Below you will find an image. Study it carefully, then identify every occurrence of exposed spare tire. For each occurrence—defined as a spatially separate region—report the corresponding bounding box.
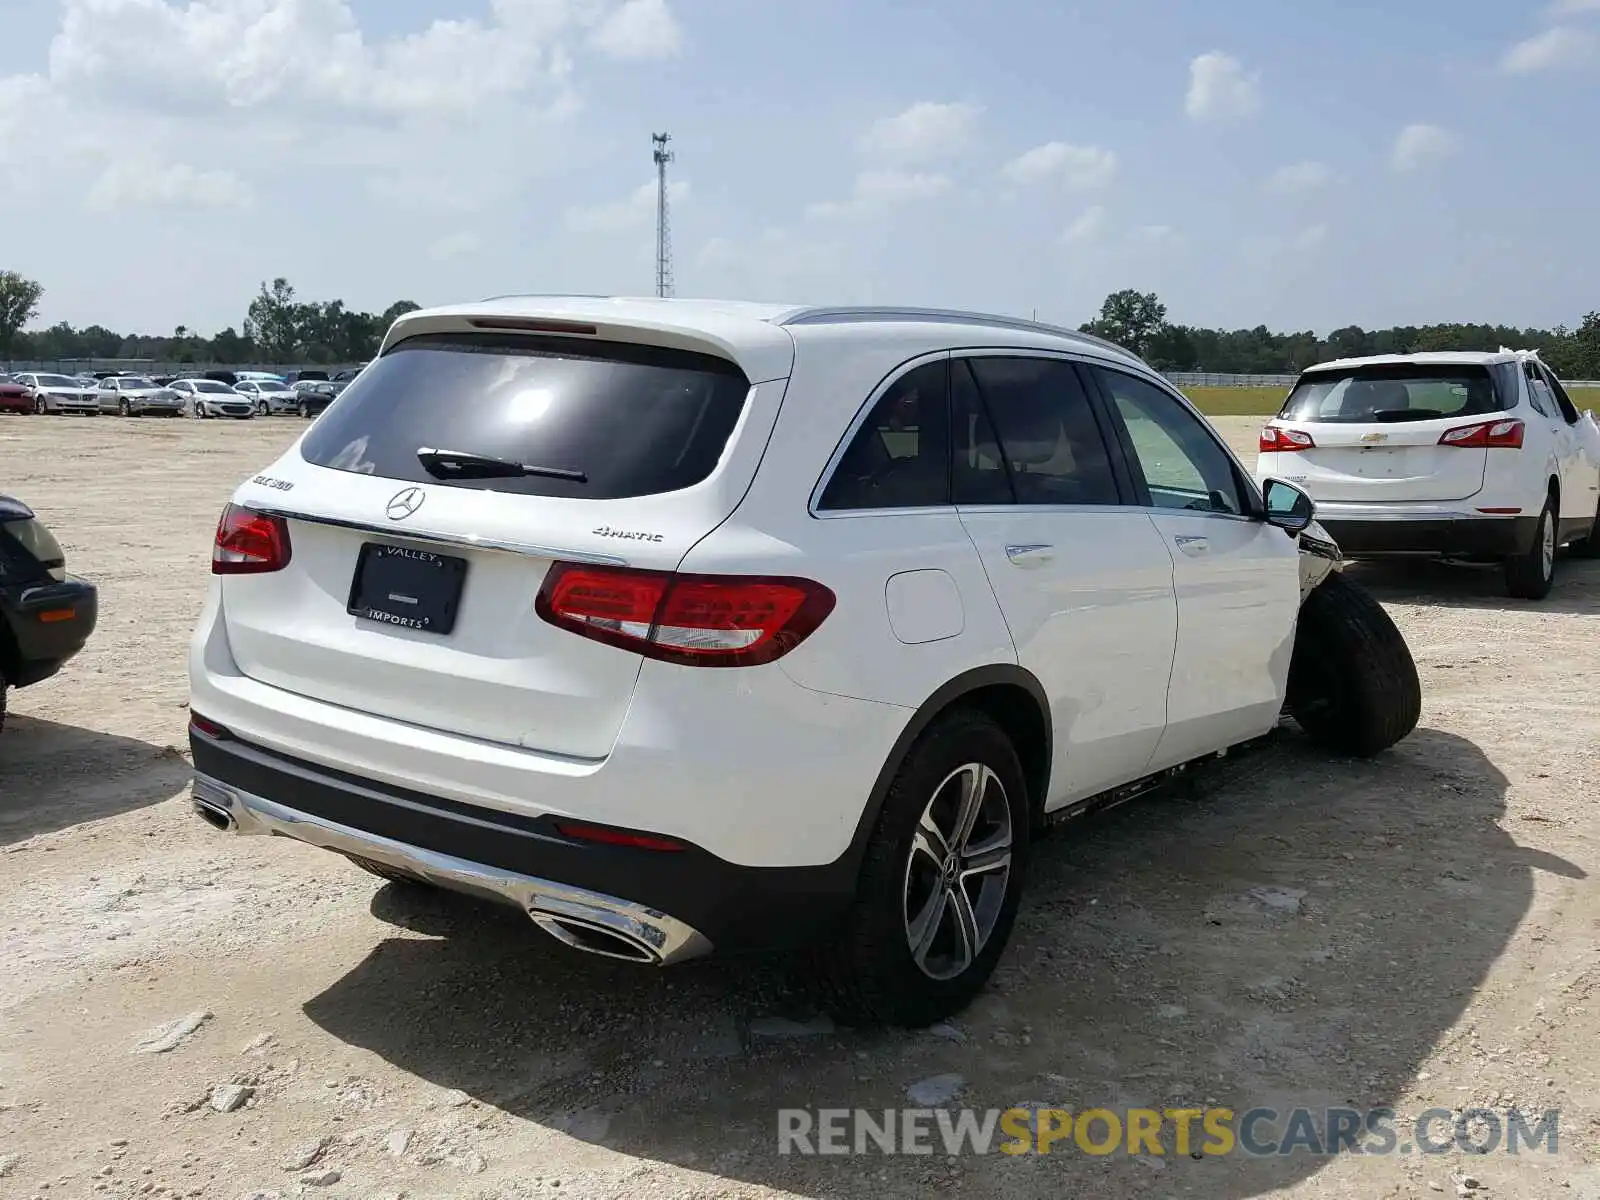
[1286,571,1421,757]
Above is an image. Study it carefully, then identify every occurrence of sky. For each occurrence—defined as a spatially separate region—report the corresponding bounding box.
[1,0,1597,339]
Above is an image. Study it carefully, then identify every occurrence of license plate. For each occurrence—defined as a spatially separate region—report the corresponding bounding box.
[347,543,467,634]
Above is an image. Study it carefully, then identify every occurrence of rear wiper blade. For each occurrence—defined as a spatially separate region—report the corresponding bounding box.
[416,447,588,483]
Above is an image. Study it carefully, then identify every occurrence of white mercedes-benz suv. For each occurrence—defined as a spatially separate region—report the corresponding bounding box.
[189,297,1420,1026]
[1257,350,1600,599]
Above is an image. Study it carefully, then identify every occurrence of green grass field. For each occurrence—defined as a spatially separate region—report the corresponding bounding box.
[1182,385,1600,419]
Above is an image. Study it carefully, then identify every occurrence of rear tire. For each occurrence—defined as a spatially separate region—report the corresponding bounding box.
[811,709,1030,1027]
[1504,498,1556,599]
[117,399,130,417]
[1569,493,1600,559]
[34,397,47,415]
[1288,571,1421,757]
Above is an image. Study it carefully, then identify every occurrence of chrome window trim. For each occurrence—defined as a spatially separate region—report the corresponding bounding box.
[807,350,953,517]
[252,507,629,567]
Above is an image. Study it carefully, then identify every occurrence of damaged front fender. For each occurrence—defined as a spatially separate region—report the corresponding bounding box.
[1297,518,1343,602]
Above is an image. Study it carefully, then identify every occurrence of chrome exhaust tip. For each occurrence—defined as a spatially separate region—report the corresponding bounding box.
[531,913,662,964]
[191,779,238,832]
[193,799,236,831]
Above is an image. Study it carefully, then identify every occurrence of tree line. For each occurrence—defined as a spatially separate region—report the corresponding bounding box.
[0,273,420,367]
[1081,289,1600,379]
[3,269,1598,378]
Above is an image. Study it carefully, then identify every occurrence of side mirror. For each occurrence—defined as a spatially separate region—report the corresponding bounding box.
[1262,477,1315,534]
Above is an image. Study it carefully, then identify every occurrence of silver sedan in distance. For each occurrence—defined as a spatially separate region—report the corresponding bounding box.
[232,379,299,416]
[172,379,255,419]
[12,373,100,415]
[97,375,185,417]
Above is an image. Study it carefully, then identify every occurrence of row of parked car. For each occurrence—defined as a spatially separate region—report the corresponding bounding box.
[0,368,362,419]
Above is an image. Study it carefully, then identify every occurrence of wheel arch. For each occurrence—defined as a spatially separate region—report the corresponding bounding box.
[838,665,1053,874]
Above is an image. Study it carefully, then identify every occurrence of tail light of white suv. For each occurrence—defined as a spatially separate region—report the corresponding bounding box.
[535,563,835,667]
[1259,426,1316,452]
[212,505,292,574]
[1437,418,1525,449]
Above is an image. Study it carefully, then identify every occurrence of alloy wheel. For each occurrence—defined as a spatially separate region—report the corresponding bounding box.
[901,762,1014,981]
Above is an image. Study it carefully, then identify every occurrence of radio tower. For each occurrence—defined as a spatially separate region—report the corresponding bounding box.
[652,132,675,298]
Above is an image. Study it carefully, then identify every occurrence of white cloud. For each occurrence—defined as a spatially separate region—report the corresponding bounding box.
[32,0,677,125]
[1546,0,1600,16]
[1185,52,1261,122]
[1292,224,1329,251]
[567,178,689,232]
[429,231,483,261]
[1000,142,1117,190]
[1134,224,1179,244]
[1061,206,1107,245]
[859,101,981,164]
[1392,122,1461,171]
[590,0,684,61]
[807,169,950,220]
[1267,160,1335,194]
[1500,25,1598,73]
[86,160,251,211]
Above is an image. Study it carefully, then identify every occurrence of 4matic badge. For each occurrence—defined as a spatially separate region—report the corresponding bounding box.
[592,525,665,543]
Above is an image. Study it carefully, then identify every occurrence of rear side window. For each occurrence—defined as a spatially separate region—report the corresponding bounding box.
[954,357,1120,507]
[300,333,752,500]
[818,360,951,511]
[1280,365,1507,424]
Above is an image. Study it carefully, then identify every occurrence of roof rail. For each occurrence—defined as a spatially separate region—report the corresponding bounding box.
[477,292,616,303]
[776,306,1144,361]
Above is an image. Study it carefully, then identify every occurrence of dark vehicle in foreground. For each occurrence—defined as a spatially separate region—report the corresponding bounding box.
[293,379,346,418]
[0,495,98,732]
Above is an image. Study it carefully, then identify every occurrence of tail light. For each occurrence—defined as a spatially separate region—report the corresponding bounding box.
[1260,426,1315,453]
[212,504,291,574]
[535,563,836,667]
[1438,419,1524,449]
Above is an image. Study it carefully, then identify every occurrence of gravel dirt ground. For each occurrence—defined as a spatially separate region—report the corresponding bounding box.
[2,411,1598,1200]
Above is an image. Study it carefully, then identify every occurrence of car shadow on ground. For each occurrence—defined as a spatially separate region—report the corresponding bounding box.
[303,727,1580,1200]
[1343,555,1600,615]
[0,715,192,845]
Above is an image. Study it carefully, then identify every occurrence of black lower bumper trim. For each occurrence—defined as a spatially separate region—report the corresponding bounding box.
[189,729,857,954]
[1319,516,1537,558]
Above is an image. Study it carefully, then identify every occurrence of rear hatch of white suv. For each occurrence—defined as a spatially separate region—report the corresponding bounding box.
[214,322,792,759]
[1260,362,1521,502]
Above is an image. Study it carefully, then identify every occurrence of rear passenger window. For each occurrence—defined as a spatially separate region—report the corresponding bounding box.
[1539,365,1580,424]
[1525,364,1557,419]
[818,360,951,511]
[955,357,1119,507]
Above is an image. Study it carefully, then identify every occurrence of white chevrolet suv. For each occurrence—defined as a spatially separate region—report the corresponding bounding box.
[1257,350,1600,599]
[189,297,1420,1026]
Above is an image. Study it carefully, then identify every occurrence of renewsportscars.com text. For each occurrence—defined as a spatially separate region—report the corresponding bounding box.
[777,1106,1560,1158]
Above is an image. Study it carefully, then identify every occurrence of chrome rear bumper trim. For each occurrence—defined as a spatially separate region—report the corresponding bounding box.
[190,773,712,965]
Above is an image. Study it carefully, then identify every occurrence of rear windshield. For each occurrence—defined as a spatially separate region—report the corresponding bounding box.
[299,332,752,500]
[1279,364,1508,424]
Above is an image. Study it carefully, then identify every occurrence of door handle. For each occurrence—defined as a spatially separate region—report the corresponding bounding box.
[1005,543,1054,565]
[1173,534,1209,556]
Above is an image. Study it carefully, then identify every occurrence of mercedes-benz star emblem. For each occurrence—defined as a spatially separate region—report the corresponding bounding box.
[386,487,426,521]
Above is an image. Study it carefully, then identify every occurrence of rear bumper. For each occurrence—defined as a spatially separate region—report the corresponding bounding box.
[188,729,858,955]
[1316,510,1537,557]
[0,576,99,686]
